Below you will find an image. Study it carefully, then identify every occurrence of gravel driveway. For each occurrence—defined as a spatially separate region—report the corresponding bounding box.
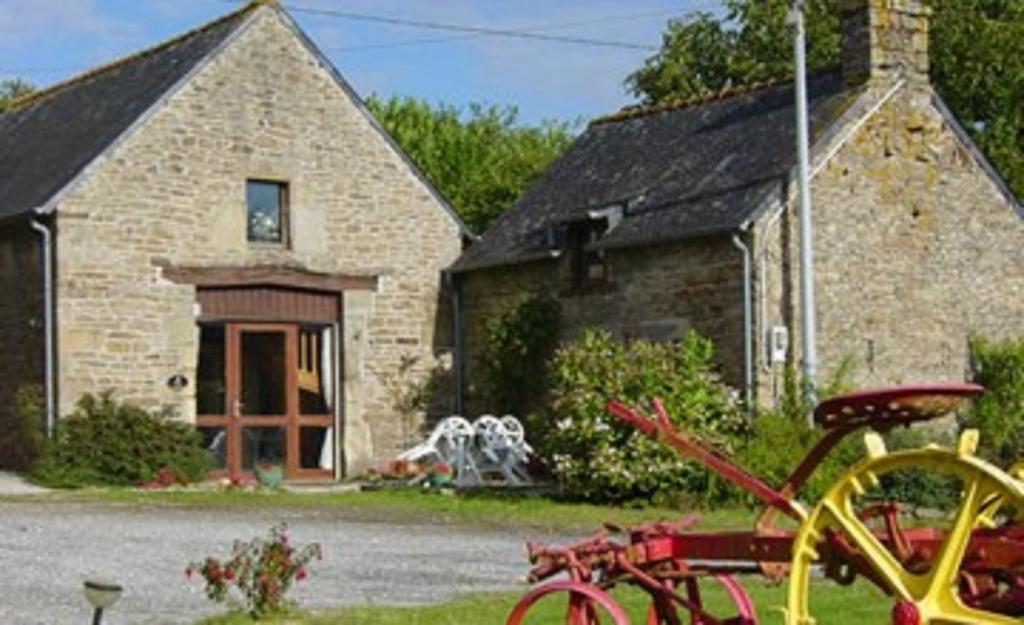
[0,500,552,625]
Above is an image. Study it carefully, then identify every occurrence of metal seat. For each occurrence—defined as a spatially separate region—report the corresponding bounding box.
[813,383,984,430]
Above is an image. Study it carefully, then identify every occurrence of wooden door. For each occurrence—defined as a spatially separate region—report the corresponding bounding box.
[197,322,334,481]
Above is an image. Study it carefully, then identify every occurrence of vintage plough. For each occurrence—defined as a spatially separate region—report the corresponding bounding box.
[509,384,1024,624]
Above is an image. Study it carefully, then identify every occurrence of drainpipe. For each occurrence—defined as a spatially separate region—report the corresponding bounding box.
[30,218,56,438]
[731,232,754,410]
[789,1,818,416]
[447,271,465,415]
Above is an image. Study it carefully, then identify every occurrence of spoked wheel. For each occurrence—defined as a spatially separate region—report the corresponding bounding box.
[645,572,758,625]
[507,580,631,625]
[787,431,1024,625]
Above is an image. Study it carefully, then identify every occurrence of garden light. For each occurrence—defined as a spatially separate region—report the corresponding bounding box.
[83,579,122,625]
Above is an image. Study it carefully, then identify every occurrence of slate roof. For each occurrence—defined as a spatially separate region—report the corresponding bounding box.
[0,3,258,220]
[452,73,856,273]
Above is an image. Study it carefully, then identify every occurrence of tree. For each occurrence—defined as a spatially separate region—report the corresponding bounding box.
[625,0,1024,200]
[0,78,34,113]
[365,96,576,233]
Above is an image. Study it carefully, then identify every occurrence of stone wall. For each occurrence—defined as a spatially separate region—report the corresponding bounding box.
[757,85,1024,403]
[841,0,931,86]
[0,221,44,412]
[460,236,746,413]
[50,7,463,473]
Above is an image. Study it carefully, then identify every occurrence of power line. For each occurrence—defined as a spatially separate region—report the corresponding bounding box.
[326,8,681,53]
[283,3,661,51]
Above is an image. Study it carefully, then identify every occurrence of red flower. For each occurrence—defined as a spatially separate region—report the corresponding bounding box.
[295,568,307,581]
[223,567,235,581]
[185,567,194,579]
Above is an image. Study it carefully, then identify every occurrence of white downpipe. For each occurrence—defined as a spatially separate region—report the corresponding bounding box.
[30,218,55,438]
[790,2,818,417]
[732,234,754,409]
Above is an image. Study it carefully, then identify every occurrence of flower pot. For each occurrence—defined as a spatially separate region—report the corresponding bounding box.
[255,464,283,488]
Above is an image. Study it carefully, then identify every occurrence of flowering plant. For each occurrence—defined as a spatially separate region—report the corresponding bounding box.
[186,523,322,617]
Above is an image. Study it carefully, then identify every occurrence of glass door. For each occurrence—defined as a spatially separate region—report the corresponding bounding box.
[196,322,334,480]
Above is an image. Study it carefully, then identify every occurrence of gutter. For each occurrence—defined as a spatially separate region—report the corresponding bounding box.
[29,216,56,438]
[446,271,465,415]
[731,230,754,409]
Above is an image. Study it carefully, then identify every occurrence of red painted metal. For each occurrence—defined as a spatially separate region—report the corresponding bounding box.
[505,580,631,625]
[891,601,920,625]
[607,399,802,520]
[513,385,1024,624]
[813,383,984,429]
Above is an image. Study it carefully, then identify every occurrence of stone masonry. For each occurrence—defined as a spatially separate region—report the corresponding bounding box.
[48,8,462,473]
[460,236,746,412]
[755,82,1024,403]
[842,0,931,86]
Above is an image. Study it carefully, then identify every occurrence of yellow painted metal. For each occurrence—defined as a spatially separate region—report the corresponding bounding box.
[787,430,1024,625]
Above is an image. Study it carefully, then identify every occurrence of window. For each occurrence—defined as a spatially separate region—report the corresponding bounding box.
[246,180,288,244]
[567,218,609,288]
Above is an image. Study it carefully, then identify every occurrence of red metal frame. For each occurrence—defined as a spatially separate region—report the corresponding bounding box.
[510,384,1024,624]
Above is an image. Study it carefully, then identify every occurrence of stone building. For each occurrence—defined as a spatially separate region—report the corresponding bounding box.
[451,0,1024,409]
[0,2,465,477]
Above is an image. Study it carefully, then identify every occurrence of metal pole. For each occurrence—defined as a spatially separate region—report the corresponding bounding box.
[91,607,104,625]
[731,234,754,410]
[790,1,818,417]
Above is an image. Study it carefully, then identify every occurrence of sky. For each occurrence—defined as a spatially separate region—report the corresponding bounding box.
[0,0,724,126]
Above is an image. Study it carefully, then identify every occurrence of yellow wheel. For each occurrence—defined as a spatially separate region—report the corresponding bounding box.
[787,430,1024,625]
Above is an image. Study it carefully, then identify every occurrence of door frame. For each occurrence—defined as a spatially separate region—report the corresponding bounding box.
[198,321,335,482]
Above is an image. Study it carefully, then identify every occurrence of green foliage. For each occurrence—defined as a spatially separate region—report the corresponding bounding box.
[542,329,746,505]
[188,523,322,618]
[626,1,839,105]
[32,391,209,487]
[0,78,33,113]
[931,0,1024,205]
[477,295,561,416]
[0,385,47,471]
[736,410,862,504]
[963,335,1024,466]
[871,426,959,511]
[625,1,1024,202]
[365,95,576,232]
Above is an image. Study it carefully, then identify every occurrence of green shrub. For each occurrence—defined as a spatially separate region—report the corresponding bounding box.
[736,410,863,505]
[962,335,1024,466]
[477,294,561,416]
[542,329,746,505]
[32,391,209,487]
[872,427,959,511]
[0,385,47,471]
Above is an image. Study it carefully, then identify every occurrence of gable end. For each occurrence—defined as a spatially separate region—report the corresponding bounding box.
[270,6,470,237]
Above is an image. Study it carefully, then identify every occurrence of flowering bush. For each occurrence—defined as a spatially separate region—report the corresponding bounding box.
[187,524,322,618]
[541,329,747,505]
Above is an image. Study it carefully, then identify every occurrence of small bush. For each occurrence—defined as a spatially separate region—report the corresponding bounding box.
[32,391,209,487]
[963,335,1024,466]
[476,294,561,416]
[187,523,322,618]
[0,385,47,471]
[873,427,960,511]
[736,361,860,504]
[542,329,746,506]
[736,411,863,505]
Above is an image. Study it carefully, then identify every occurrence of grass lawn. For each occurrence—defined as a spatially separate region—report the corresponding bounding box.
[198,579,890,624]
[3,486,756,533]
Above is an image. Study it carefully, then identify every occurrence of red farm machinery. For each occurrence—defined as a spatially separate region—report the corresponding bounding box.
[508,384,1024,625]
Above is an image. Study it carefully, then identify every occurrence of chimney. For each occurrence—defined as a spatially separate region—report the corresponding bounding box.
[841,0,931,86]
